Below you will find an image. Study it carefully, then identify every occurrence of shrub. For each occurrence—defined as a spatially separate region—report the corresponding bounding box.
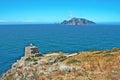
[67,59,81,64]
[25,57,37,62]
[25,57,31,61]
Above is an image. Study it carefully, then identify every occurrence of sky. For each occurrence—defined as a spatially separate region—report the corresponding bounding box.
[0,0,120,23]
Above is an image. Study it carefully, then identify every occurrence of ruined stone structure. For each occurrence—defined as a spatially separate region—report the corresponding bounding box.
[25,44,41,57]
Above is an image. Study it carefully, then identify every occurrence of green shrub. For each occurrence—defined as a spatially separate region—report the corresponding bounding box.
[67,59,81,64]
[25,57,37,61]
[25,57,31,61]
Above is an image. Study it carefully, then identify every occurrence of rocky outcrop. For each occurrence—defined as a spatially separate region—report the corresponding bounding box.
[1,52,72,80]
[61,17,96,25]
[1,48,120,80]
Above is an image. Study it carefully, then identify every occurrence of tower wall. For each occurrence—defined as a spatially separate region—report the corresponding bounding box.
[25,45,40,57]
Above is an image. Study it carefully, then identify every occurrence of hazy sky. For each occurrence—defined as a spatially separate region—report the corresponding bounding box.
[0,0,120,23]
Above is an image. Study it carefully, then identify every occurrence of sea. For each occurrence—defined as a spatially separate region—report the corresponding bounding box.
[0,24,120,76]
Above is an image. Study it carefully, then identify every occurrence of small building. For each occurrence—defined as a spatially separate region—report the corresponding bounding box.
[25,44,42,57]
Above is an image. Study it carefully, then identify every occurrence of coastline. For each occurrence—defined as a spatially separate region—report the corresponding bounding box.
[1,45,120,80]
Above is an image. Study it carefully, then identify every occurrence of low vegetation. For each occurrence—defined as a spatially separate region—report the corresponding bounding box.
[25,57,38,62]
[2,48,120,80]
[67,59,81,64]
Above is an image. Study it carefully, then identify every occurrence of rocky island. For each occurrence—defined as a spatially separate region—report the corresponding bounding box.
[61,17,96,25]
[1,44,120,80]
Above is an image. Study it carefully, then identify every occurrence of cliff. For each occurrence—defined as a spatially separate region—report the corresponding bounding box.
[61,17,96,25]
[1,48,120,80]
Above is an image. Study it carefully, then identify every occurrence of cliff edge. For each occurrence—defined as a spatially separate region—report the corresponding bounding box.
[1,45,120,80]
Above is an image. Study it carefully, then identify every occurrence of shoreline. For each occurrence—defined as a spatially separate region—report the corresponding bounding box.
[1,46,120,80]
[0,47,118,76]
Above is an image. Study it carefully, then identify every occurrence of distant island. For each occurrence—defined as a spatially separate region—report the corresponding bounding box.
[61,17,96,25]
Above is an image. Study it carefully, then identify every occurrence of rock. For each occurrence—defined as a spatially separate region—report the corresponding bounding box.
[47,67,57,73]
[1,47,120,80]
[59,64,74,71]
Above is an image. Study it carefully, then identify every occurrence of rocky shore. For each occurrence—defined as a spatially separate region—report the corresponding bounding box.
[1,45,120,80]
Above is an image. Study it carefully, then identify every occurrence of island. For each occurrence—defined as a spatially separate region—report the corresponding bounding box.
[1,44,120,80]
[61,17,96,25]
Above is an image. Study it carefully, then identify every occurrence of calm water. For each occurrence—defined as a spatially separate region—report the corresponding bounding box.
[0,24,120,75]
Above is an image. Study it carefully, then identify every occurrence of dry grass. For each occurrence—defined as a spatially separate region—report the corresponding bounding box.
[61,49,120,80]
[2,48,120,80]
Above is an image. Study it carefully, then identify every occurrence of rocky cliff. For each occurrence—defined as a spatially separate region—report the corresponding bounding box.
[61,17,96,25]
[1,48,120,80]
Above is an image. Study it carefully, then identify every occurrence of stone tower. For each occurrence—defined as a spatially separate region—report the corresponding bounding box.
[25,44,41,57]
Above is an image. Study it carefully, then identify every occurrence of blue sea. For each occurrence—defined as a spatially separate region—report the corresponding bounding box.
[0,24,120,75]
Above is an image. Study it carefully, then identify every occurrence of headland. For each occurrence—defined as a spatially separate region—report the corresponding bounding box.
[1,44,120,80]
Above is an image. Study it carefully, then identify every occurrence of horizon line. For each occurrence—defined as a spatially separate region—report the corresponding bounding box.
[0,23,120,25]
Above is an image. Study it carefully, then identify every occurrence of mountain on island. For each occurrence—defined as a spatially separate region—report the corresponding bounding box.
[61,17,96,25]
